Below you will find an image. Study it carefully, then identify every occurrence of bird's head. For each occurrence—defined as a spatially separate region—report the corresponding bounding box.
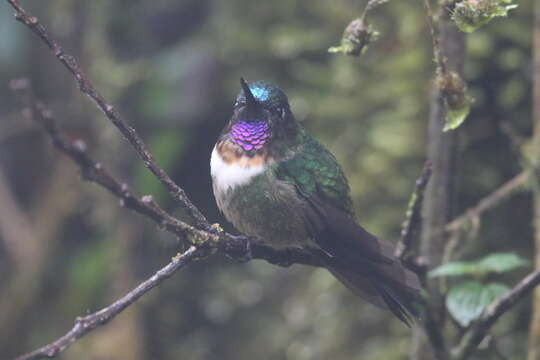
[226,79,297,152]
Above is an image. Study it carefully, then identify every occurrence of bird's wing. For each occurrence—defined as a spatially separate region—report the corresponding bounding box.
[274,132,395,265]
[276,132,353,216]
[275,132,422,325]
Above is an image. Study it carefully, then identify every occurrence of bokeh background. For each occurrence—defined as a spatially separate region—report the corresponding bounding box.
[0,1,534,359]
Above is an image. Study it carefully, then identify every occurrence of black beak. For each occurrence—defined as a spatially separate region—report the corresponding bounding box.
[240,77,258,111]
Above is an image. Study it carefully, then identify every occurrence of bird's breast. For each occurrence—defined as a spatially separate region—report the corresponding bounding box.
[210,140,274,194]
[210,140,310,247]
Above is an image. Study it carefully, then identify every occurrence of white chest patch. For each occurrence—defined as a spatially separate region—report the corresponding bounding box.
[210,147,266,193]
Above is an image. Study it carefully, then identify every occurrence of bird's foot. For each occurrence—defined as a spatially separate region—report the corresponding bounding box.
[224,234,254,263]
[235,238,253,263]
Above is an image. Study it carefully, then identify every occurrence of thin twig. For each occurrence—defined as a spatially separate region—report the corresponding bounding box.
[395,160,433,260]
[442,172,529,265]
[423,0,446,74]
[5,0,208,228]
[451,269,540,360]
[440,171,529,294]
[360,0,390,20]
[445,171,529,233]
[14,246,200,360]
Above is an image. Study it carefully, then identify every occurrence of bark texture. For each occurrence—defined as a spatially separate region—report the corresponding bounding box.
[411,9,465,360]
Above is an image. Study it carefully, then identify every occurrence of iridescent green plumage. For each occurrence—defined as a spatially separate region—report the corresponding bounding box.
[276,130,354,216]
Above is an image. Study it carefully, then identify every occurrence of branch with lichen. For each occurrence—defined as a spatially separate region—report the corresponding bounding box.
[395,160,433,263]
[328,0,391,56]
[14,246,200,360]
[451,0,518,34]
[5,0,208,228]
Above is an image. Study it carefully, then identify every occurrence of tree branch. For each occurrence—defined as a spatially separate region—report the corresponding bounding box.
[395,160,433,261]
[445,171,529,233]
[413,0,464,358]
[452,269,540,360]
[14,246,200,360]
[441,171,529,265]
[5,0,208,228]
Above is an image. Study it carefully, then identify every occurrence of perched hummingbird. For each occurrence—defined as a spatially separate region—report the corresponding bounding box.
[211,79,421,325]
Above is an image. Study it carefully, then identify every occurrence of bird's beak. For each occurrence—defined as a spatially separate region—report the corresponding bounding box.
[240,77,258,111]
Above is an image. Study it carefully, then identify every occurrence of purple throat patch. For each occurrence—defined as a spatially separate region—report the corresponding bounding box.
[230,121,270,151]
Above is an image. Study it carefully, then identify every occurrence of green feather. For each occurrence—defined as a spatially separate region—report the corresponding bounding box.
[275,130,354,216]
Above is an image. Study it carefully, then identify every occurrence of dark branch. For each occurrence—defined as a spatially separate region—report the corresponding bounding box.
[445,171,529,233]
[442,171,529,264]
[452,269,540,360]
[395,160,432,260]
[14,246,199,360]
[422,305,450,360]
[422,0,446,74]
[6,0,208,228]
[413,1,464,359]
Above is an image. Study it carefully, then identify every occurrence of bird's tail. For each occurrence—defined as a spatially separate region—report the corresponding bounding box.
[304,195,423,325]
[327,260,422,326]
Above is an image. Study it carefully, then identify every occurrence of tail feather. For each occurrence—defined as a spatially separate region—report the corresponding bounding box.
[326,261,422,327]
[303,194,423,325]
[327,267,388,309]
[373,282,417,327]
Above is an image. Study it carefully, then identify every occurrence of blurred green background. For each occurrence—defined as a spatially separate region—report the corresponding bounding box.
[0,1,534,359]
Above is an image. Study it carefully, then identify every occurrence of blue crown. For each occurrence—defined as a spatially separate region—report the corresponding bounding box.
[237,80,289,109]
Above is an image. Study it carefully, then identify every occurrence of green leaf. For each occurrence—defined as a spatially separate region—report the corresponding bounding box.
[328,18,378,57]
[452,0,518,33]
[446,281,509,326]
[429,252,529,278]
[443,96,472,132]
[476,252,530,273]
[428,262,478,278]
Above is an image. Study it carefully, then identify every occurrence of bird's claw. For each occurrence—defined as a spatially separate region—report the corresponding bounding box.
[224,235,254,263]
[235,239,253,263]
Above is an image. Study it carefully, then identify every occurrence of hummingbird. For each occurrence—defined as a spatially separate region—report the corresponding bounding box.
[210,79,421,325]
